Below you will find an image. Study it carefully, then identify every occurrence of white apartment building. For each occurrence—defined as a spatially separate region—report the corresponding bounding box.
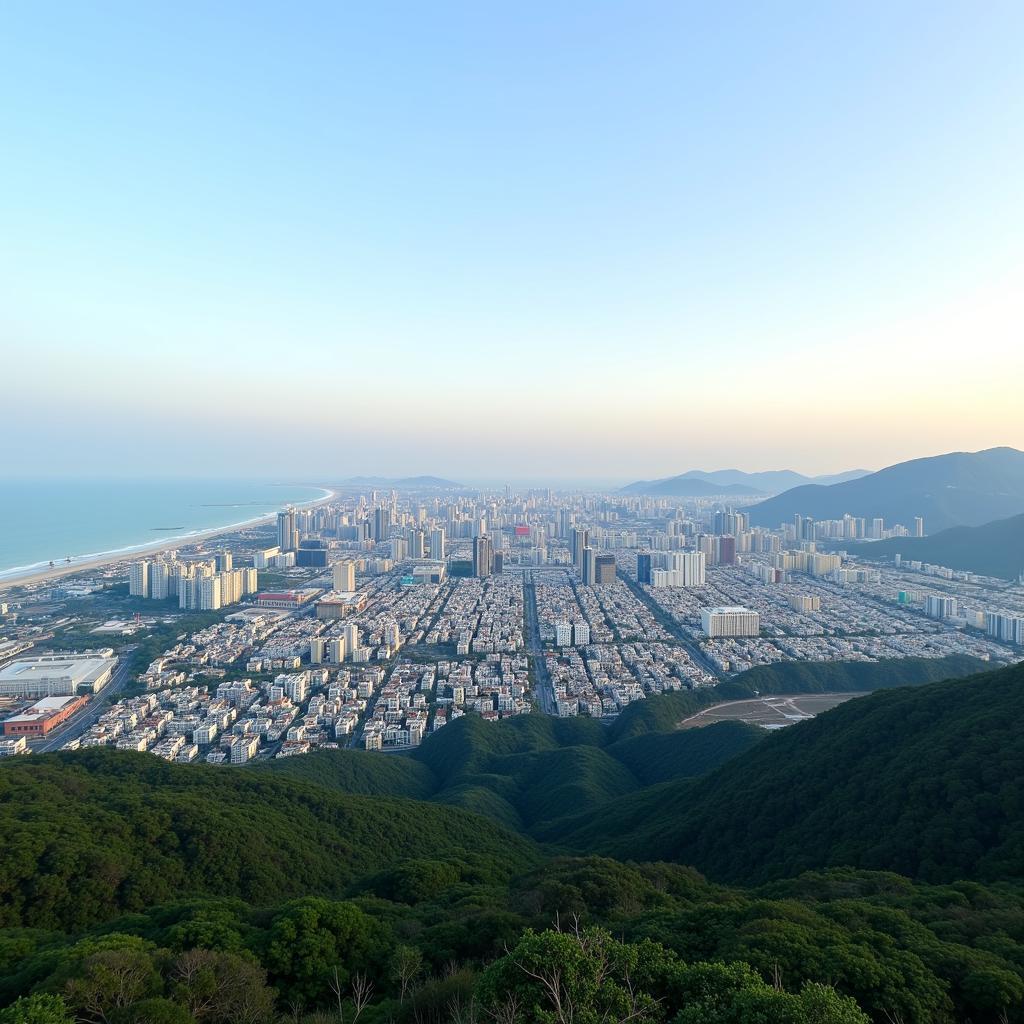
[701,606,760,638]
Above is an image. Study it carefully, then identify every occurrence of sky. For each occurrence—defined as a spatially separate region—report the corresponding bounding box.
[2,1,1023,485]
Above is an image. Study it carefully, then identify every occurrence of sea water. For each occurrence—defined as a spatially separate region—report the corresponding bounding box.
[0,479,329,578]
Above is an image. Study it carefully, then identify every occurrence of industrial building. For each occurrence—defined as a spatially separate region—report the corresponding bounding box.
[0,651,117,698]
[2,695,88,736]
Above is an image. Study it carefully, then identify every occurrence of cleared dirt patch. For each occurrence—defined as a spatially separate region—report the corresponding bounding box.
[679,692,860,730]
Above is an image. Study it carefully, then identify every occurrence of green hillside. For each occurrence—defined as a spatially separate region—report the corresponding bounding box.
[0,747,537,932]
[714,653,987,699]
[7,657,1024,1023]
[863,511,1024,580]
[554,661,1024,885]
[254,746,439,798]
[748,446,1024,532]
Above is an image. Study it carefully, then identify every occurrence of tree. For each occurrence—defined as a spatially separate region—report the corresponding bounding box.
[263,899,387,1005]
[170,949,275,1024]
[389,947,422,1003]
[0,995,74,1024]
[64,949,161,1024]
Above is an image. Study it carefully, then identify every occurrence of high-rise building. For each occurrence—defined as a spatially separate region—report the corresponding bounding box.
[925,595,957,620]
[573,621,591,646]
[594,554,616,585]
[717,536,736,565]
[373,506,390,543]
[277,508,298,552]
[637,552,653,584]
[199,575,222,611]
[343,622,360,653]
[429,528,446,560]
[407,529,425,559]
[572,527,589,568]
[872,517,885,539]
[555,622,573,646]
[129,561,149,598]
[149,561,169,600]
[327,638,346,664]
[582,546,596,586]
[309,638,325,665]
[473,535,494,578]
[215,551,233,572]
[333,561,356,592]
[914,517,925,538]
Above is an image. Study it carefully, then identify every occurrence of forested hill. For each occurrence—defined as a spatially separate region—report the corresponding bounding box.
[0,748,537,931]
[553,660,1024,884]
[863,511,1024,580]
[5,657,1024,1023]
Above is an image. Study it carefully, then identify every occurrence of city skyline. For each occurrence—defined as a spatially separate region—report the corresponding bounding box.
[3,2,1024,478]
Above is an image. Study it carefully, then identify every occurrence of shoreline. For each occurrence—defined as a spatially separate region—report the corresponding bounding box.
[0,488,336,594]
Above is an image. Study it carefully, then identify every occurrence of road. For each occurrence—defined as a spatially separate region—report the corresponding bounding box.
[29,654,137,753]
[616,569,723,680]
[523,570,558,714]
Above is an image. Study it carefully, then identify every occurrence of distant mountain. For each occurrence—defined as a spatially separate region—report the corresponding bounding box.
[748,446,1024,533]
[860,511,1024,580]
[620,476,767,497]
[338,474,465,489]
[620,467,868,497]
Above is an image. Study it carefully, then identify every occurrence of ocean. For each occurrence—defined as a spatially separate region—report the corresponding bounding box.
[0,479,329,578]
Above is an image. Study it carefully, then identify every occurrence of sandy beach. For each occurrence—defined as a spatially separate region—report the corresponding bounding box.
[0,488,336,594]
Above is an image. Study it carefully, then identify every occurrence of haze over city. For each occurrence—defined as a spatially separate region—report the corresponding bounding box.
[3,2,1024,480]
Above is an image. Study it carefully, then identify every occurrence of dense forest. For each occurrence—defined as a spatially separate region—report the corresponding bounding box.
[4,657,1024,1022]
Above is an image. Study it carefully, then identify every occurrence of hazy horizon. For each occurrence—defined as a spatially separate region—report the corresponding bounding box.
[3,2,1023,478]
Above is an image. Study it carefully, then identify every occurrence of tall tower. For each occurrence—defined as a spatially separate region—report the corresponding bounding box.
[277,508,297,552]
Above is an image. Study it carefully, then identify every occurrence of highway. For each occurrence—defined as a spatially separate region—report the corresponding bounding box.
[523,570,558,715]
[28,654,137,753]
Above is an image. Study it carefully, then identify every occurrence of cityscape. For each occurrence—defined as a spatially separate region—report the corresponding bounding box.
[2,472,1021,762]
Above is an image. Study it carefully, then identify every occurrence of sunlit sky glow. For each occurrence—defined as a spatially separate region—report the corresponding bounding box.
[2,1,1023,484]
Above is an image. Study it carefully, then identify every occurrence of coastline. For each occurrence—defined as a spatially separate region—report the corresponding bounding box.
[0,488,336,594]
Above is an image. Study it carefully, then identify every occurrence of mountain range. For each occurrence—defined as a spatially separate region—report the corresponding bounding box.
[620,467,868,497]
[748,446,1024,532]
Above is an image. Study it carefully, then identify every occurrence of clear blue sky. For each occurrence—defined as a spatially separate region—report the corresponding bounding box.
[2,1,1023,483]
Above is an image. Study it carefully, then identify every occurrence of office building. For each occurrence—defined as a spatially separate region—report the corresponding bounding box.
[582,546,596,585]
[373,506,390,543]
[637,552,653,584]
[571,527,589,567]
[700,606,760,638]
